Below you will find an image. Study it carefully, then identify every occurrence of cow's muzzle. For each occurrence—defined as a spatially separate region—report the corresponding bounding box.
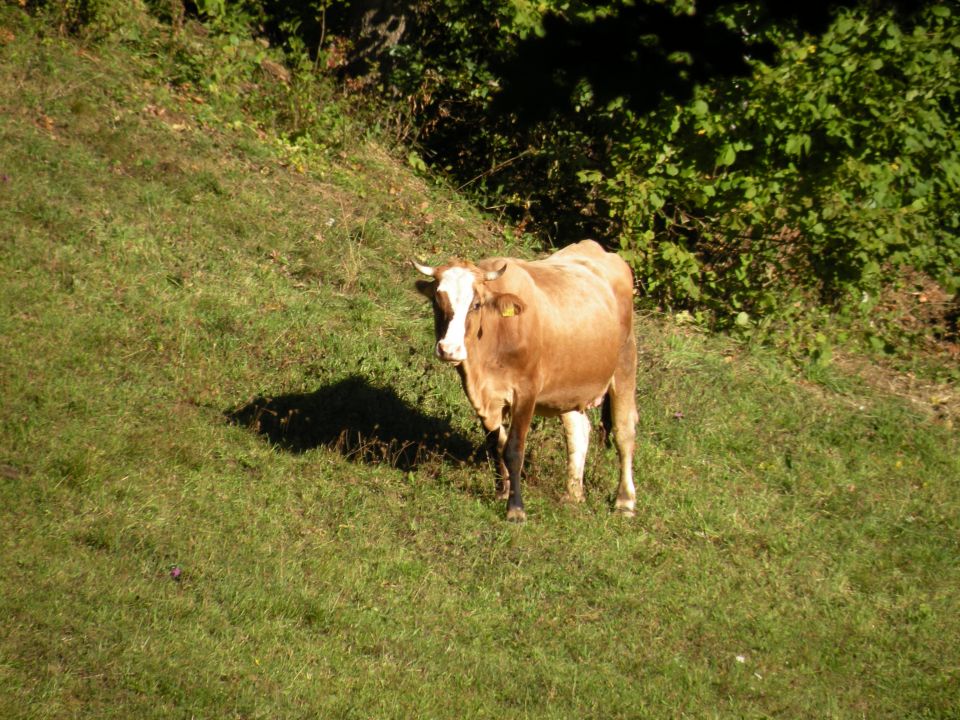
[436,341,466,365]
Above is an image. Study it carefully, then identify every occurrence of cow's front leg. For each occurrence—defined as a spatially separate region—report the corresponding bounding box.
[560,410,591,504]
[484,425,510,499]
[504,400,535,522]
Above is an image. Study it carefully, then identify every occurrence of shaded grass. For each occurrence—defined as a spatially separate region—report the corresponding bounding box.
[1,7,958,719]
[226,374,479,468]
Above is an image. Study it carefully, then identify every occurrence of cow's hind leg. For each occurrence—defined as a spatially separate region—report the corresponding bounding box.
[560,410,591,504]
[608,333,639,516]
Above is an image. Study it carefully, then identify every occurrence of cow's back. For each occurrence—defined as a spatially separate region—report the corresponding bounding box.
[479,241,634,414]
[538,240,634,328]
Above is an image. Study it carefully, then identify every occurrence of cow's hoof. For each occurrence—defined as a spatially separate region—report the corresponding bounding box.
[506,506,527,523]
[614,505,636,518]
[561,492,585,505]
[495,490,510,501]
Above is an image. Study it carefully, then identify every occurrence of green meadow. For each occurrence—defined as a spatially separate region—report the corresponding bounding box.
[1,7,957,718]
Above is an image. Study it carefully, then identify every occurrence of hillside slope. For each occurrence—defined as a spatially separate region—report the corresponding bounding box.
[1,7,958,718]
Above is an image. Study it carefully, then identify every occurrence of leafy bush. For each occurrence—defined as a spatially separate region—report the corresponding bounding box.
[598,5,959,334]
[316,0,958,350]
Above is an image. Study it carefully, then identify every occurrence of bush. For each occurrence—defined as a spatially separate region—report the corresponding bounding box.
[599,5,959,335]
[315,0,958,351]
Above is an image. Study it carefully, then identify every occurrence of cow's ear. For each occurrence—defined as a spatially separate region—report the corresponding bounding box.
[493,293,525,318]
[415,279,436,299]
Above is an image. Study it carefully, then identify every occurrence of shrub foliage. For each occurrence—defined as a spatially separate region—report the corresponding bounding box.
[597,5,959,332]
[342,0,959,340]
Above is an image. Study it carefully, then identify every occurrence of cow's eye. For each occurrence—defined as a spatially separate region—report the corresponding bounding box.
[471,302,482,312]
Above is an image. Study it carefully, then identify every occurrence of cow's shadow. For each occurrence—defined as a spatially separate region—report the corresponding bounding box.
[225,375,480,471]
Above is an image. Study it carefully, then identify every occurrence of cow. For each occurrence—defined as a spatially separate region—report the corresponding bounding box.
[414,240,638,522]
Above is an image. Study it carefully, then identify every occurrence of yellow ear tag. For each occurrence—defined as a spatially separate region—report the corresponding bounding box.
[500,306,515,318]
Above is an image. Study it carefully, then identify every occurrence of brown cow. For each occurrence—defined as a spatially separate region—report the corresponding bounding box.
[414,240,638,521]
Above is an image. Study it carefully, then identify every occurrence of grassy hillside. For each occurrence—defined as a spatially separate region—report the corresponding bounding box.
[1,6,958,718]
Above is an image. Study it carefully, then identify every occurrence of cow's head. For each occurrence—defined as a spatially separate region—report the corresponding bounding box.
[414,260,523,365]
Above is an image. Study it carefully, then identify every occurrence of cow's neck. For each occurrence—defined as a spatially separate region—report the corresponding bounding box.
[456,353,503,432]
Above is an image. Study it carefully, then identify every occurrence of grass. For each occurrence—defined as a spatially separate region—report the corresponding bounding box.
[1,6,958,718]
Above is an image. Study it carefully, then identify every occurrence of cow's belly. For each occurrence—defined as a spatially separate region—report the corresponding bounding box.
[533,368,615,416]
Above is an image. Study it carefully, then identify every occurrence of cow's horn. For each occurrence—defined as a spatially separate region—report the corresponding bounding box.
[484,264,507,282]
[412,261,436,277]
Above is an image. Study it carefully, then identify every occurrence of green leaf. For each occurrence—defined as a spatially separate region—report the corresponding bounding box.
[718,144,737,167]
[681,275,701,300]
[407,151,427,173]
[784,134,811,157]
[576,169,603,184]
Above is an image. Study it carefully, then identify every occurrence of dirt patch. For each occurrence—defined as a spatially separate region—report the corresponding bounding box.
[875,269,959,355]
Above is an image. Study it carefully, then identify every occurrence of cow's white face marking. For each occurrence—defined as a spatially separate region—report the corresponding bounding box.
[435,266,476,363]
